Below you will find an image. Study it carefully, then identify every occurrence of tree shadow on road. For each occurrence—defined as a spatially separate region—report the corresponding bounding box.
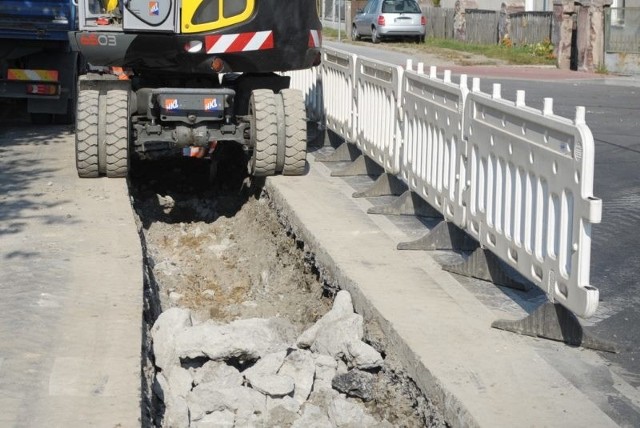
[0,122,77,253]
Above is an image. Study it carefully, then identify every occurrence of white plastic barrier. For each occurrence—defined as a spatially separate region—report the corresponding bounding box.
[354,57,403,174]
[281,67,323,123]
[463,80,602,318]
[401,65,468,227]
[320,47,357,142]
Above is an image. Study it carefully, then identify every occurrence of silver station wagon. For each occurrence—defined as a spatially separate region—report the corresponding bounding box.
[352,0,427,44]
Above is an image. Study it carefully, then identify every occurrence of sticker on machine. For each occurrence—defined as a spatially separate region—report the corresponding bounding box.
[203,98,220,111]
[164,99,179,110]
[149,1,160,15]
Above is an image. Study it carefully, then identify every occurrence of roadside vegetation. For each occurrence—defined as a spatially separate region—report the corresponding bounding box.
[322,28,557,66]
[428,36,556,65]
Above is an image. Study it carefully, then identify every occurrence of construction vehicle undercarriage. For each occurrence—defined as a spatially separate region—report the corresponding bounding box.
[70,0,321,178]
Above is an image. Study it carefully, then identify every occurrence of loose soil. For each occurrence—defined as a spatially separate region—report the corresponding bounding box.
[130,154,446,427]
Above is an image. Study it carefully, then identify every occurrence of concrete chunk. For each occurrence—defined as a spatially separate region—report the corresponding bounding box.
[297,290,354,348]
[313,354,338,392]
[347,341,383,370]
[187,384,266,424]
[193,409,235,428]
[291,404,331,428]
[311,313,363,359]
[175,318,294,362]
[191,360,242,388]
[278,349,316,405]
[242,350,287,379]
[151,308,192,372]
[246,373,295,398]
[329,395,378,428]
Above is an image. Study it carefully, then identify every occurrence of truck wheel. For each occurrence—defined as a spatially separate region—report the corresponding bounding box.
[75,88,100,178]
[249,89,278,177]
[105,89,130,178]
[279,89,307,176]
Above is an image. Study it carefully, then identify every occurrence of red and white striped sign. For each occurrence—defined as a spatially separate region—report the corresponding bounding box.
[205,31,274,54]
[308,30,321,48]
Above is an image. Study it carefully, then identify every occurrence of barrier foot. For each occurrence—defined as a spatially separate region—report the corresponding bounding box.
[492,302,618,353]
[443,247,530,291]
[331,155,384,177]
[353,173,407,198]
[316,142,360,162]
[398,221,479,251]
[367,190,442,218]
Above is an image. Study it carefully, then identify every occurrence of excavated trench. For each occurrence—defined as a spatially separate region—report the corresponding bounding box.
[129,150,446,427]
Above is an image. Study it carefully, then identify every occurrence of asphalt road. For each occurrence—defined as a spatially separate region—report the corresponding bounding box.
[327,39,640,390]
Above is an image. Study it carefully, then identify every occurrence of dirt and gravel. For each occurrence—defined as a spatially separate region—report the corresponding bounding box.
[129,154,446,427]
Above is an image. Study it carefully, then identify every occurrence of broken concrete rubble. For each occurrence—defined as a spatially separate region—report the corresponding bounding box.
[150,291,391,427]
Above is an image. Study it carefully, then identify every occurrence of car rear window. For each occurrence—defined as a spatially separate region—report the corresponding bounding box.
[381,0,421,13]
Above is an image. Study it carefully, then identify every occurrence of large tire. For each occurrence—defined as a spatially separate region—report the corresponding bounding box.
[75,88,99,178]
[105,89,130,178]
[279,89,307,176]
[249,89,278,177]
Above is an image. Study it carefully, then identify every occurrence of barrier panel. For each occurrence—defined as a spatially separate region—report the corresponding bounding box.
[354,57,403,174]
[401,65,468,227]
[281,67,324,123]
[320,47,357,142]
[463,81,602,318]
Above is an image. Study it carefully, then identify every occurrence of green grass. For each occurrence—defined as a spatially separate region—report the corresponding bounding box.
[425,37,557,66]
[322,28,341,39]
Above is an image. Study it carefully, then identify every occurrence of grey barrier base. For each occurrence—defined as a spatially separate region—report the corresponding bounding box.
[331,154,385,177]
[352,173,407,198]
[398,221,479,251]
[443,247,530,291]
[315,141,360,162]
[367,190,442,218]
[492,302,619,353]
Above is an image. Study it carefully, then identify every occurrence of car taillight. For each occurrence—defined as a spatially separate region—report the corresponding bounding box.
[421,16,426,25]
[377,15,385,26]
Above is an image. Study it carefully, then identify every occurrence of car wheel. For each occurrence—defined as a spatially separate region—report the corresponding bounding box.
[351,25,361,41]
[371,26,380,44]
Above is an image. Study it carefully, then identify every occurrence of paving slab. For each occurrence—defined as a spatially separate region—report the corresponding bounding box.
[0,124,142,427]
[267,152,640,427]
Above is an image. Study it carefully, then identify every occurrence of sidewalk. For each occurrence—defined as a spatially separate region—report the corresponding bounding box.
[0,124,142,427]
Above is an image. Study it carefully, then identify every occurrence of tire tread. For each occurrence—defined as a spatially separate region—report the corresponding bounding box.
[280,89,307,176]
[75,89,99,178]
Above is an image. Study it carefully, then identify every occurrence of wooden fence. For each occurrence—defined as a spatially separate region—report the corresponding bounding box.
[422,6,553,46]
[510,11,553,45]
[466,9,500,44]
[423,6,455,39]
